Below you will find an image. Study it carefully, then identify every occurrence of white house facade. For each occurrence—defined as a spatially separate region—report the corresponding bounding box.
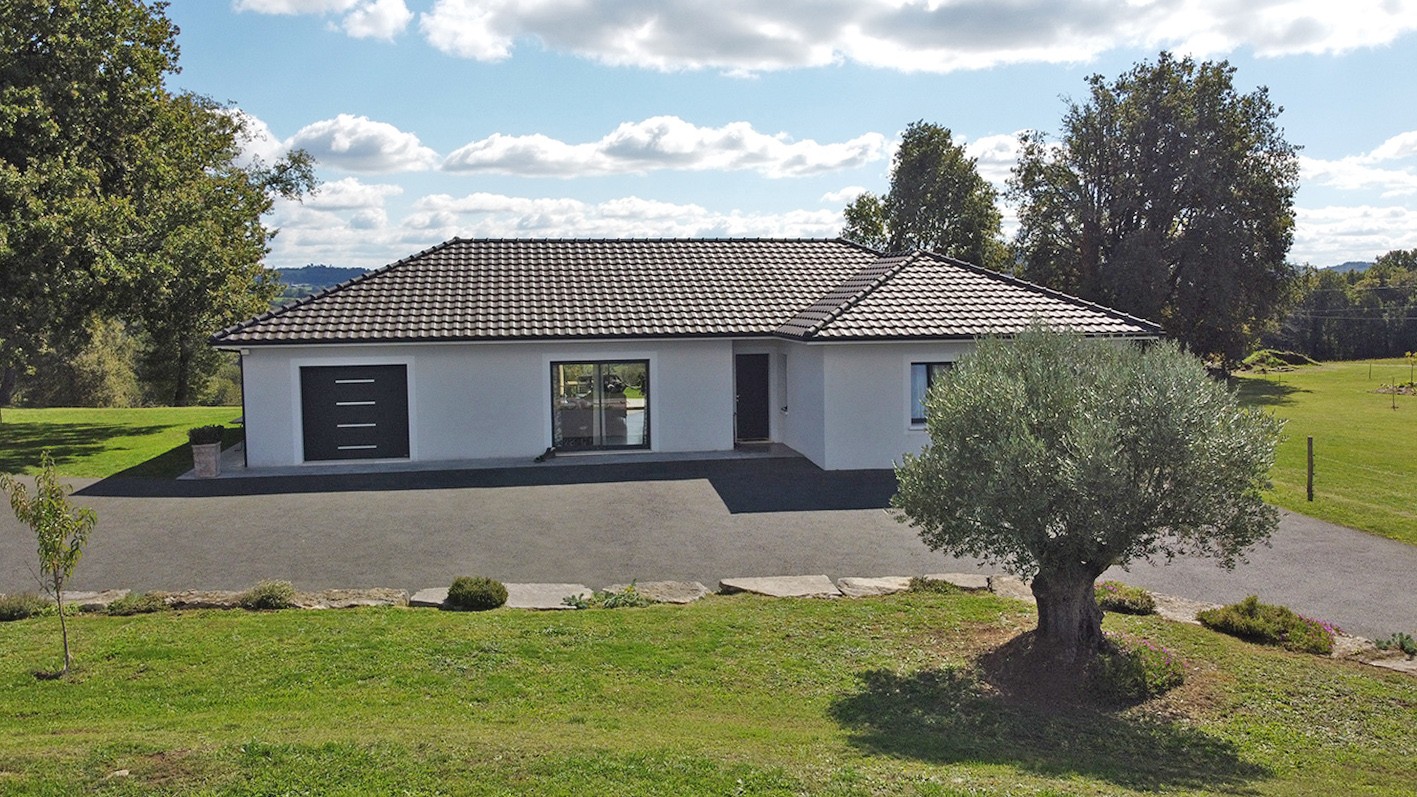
[214,239,1159,471]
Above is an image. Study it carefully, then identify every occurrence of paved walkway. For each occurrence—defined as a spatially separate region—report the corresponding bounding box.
[2,457,1413,640]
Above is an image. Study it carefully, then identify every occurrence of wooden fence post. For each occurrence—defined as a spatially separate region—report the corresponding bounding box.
[1307,436,1314,502]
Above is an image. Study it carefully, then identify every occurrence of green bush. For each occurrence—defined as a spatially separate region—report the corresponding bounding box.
[187,425,225,445]
[0,593,50,622]
[1197,595,1335,655]
[237,580,297,611]
[1090,633,1185,703]
[1095,580,1156,614]
[107,592,170,616]
[908,576,962,594]
[590,582,655,609]
[1375,632,1417,657]
[446,576,508,611]
[1242,349,1317,370]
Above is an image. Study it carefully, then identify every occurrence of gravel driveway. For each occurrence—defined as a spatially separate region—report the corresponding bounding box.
[1,456,1412,639]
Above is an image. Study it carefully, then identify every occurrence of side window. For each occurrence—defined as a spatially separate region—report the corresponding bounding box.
[910,362,953,425]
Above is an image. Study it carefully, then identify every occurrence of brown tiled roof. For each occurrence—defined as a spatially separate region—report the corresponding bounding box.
[212,238,1160,345]
[776,252,1160,340]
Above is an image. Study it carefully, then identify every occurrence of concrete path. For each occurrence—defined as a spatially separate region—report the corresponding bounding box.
[1,459,1413,639]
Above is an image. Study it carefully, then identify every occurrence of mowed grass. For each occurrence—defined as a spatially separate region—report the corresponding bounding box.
[1234,359,1417,545]
[1,593,1414,796]
[0,407,242,479]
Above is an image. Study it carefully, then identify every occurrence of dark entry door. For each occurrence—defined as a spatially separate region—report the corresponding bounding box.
[300,365,410,461]
[734,353,770,442]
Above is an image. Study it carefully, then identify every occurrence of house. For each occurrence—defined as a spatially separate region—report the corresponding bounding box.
[211,238,1160,471]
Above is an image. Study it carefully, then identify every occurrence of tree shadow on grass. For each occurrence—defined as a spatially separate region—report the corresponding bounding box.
[1233,376,1307,408]
[829,663,1267,793]
[0,421,167,475]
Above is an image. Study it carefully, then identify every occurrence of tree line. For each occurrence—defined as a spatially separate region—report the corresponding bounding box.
[1263,251,1417,361]
[0,0,315,411]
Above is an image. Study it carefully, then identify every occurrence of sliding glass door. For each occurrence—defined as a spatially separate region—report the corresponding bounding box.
[551,360,649,450]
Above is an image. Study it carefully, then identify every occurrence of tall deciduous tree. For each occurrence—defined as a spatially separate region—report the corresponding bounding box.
[0,1,316,408]
[893,327,1281,663]
[0,0,178,403]
[131,94,315,405]
[1009,54,1300,363]
[842,121,1006,269]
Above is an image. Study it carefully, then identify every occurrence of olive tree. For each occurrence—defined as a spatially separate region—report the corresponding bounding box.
[2,451,96,676]
[893,326,1281,661]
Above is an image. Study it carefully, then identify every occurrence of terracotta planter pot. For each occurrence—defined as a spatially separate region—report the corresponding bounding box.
[191,442,222,478]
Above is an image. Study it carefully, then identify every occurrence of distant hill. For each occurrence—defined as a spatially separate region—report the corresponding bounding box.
[1325,261,1373,273]
[272,265,369,302]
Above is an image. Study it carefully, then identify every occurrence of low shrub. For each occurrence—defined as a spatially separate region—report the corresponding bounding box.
[1095,580,1156,615]
[908,576,961,594]
[594,582,655,609]
[1089,633,1185,703]
[187,425,225,445]
[237,580,297,611]
[446,576,508,611]
[107,592,170,616]
[562,583,656,609]
[0,593,50,622]
[1197,595,1336,655]
[1375,632,1417,657]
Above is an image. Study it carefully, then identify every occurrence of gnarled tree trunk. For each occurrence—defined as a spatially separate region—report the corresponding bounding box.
[1030,565,1107,662]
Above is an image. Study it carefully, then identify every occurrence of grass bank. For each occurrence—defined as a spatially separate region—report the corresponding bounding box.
[1,593,1413,795]
[1234,359,1417,546]
[0,407,241,478]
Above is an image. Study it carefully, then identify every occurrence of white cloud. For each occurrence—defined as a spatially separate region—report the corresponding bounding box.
[289,114,440,172]
[1292,205,1417,266]
[342,0,412,39]
[821,186,869,204]
[234,0,411,38]
[223,109,288,167]
[965,132,1023,187]
[305,176,404,210]
[410,191,843,239]
[234,0,358,12]
[403,0,1417,74]
[442,116,887,178]
[267,190,846,267]
[1301,131,1417,198]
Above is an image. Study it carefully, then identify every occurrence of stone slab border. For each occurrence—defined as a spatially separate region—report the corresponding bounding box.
[7,575,1407,677]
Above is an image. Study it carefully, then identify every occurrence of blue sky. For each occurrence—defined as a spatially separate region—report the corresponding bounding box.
[166,1,1417,270]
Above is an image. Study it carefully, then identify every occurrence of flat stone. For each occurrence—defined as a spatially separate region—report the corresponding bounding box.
[1368,656,1417,676]
[409,587,448,607]
[60,589,130,611]
[602,581,710,604]
[293,588,408,609]
[505,583,590,610]
[836,576,911,598]
[988,575,1035,604]
[719,575,841,598]
[923,572,991,591]
[161,590,243,610]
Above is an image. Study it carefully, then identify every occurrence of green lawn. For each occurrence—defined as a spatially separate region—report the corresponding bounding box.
[0,593,1413,796]
[0,407,242,479]
[1235,359,1417,546]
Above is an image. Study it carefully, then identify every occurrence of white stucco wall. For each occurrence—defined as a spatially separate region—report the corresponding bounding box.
[816,340,976,470]
[239,339,734,467]
[237,336,978,470]
[777,343,826,467]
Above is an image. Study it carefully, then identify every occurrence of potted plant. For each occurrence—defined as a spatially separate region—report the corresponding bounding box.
[188,425,225,478]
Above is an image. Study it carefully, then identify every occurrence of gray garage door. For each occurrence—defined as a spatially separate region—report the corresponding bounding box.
[300,365,410,461]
